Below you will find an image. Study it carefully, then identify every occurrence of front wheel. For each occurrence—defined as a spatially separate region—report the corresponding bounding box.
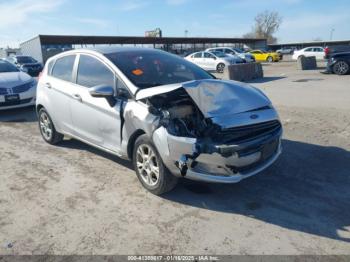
[333,60,349,75]
[38,108,63,145]
[133,135,178,195]
[216,63,225,73]
[267,56,273,63]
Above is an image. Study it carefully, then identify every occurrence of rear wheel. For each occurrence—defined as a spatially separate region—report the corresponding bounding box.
[38,108,63,145]
[216,63,225,73]
[133,135,178,195]
[333,60,349,75]
[267,56,273,63]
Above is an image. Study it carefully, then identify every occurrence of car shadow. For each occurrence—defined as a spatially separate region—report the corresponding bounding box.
[163,139,350,243]
[56,139,133,169]
[53,137,350,243]
[0,106,37,123]
[246,76,286,83]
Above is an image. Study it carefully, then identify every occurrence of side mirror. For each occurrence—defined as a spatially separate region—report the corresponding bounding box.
[89,85,114,98]
[213,57,217,60]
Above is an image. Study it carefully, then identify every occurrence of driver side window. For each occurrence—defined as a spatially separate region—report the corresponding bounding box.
[77,55,115,89]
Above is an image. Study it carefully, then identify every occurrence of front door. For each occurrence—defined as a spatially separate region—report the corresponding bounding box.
[203,52,217,70]
[69,54,123,153]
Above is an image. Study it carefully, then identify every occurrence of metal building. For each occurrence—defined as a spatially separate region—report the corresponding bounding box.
[20,34,267,64]
[0,47,21,58]
[268,39,350,51]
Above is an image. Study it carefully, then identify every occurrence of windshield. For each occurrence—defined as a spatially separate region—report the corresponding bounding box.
[106,50,214,89]
[210,51,227,58]
[233,48,244,53]
[0,60,19,73]
[17,56,37,64]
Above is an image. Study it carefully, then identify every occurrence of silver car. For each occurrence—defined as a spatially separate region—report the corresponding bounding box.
[206,47,256,63]
[0,59,36,110]
[185,51,244,73]
[36,48,282,195]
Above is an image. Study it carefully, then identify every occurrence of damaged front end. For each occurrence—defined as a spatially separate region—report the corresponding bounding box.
[136,79,282,183]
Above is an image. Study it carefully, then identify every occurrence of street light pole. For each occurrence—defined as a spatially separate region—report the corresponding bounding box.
[330,28,335,41]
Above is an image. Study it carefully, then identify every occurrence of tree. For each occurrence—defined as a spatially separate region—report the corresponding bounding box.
[244,11,282,44]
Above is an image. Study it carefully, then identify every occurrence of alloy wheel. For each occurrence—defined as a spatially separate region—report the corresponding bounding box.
[334,61,349,75]
[39,112,53,141]
[136,144,160,186]
[217,63,225,73]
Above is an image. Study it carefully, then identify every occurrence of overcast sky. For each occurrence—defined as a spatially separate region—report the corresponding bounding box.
[1,0,350,47]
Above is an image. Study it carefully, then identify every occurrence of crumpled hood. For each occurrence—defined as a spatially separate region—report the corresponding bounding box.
[182,79,271,118]
[136,79,271,118]
[0,72,32,88]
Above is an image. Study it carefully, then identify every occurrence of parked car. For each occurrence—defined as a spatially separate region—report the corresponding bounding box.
[205,47,255,62]
[326,52,350,75]
[185,51,244,73]
[276,47,295,55]
[249,50,280,62]
[0,59,37,110]
[324,45,350,59]
[6,55,43,76]
[36,48,282,195]
[292,47,325,60]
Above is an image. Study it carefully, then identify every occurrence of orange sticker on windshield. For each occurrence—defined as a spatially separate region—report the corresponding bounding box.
[132,69,143,76]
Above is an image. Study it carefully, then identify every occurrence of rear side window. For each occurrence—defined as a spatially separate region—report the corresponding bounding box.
[51,55,76,82]
[193,52,202,58]
[77,55,115,88]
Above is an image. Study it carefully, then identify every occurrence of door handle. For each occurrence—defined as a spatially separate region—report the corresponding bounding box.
[44,83,52,89]
[72,94,82,102]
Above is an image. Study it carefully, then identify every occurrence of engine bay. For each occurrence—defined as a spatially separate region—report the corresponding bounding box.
[146,88,220,138]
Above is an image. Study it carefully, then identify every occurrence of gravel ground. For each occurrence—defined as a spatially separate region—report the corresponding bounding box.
[0,61,349,255]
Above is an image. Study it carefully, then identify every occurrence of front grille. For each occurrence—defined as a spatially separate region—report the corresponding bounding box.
[0,83,32,95]
[0,88,8,95]
[215,120,281,143]
[0,98,32,107]
[12,83,33,93]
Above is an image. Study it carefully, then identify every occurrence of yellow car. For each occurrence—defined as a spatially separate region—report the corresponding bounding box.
[249,50,280,62]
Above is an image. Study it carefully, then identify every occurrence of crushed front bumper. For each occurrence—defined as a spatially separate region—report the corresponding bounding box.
[153,125,282,183]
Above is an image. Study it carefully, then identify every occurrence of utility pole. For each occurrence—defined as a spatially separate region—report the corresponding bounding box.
[184,30,188,37]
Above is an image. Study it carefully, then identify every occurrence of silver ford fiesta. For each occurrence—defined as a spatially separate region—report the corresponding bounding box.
[0,59,37,110]
[36,48,282,195]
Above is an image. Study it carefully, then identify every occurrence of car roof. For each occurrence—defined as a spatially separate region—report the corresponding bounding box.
[303,46,324,49]
[84,47,165,55]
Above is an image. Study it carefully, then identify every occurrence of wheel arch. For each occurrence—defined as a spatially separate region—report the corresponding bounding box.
[36,104,45,114]
[127,129,146,160]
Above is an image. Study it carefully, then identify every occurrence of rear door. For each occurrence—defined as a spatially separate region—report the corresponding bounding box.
[303,47,313,57]
[44,54,76,134]
[69,54,123,153]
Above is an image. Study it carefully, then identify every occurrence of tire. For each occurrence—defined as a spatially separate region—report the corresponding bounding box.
[216,63,225,73]
[38,108,64,145]
[133,134,178,195]
[333,60,349,75]
[267,56,273,63]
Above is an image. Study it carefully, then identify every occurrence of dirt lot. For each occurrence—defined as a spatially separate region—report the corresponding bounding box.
[0,61,350,255]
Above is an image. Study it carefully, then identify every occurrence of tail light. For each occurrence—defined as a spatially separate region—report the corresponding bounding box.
[325,47,330,56]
